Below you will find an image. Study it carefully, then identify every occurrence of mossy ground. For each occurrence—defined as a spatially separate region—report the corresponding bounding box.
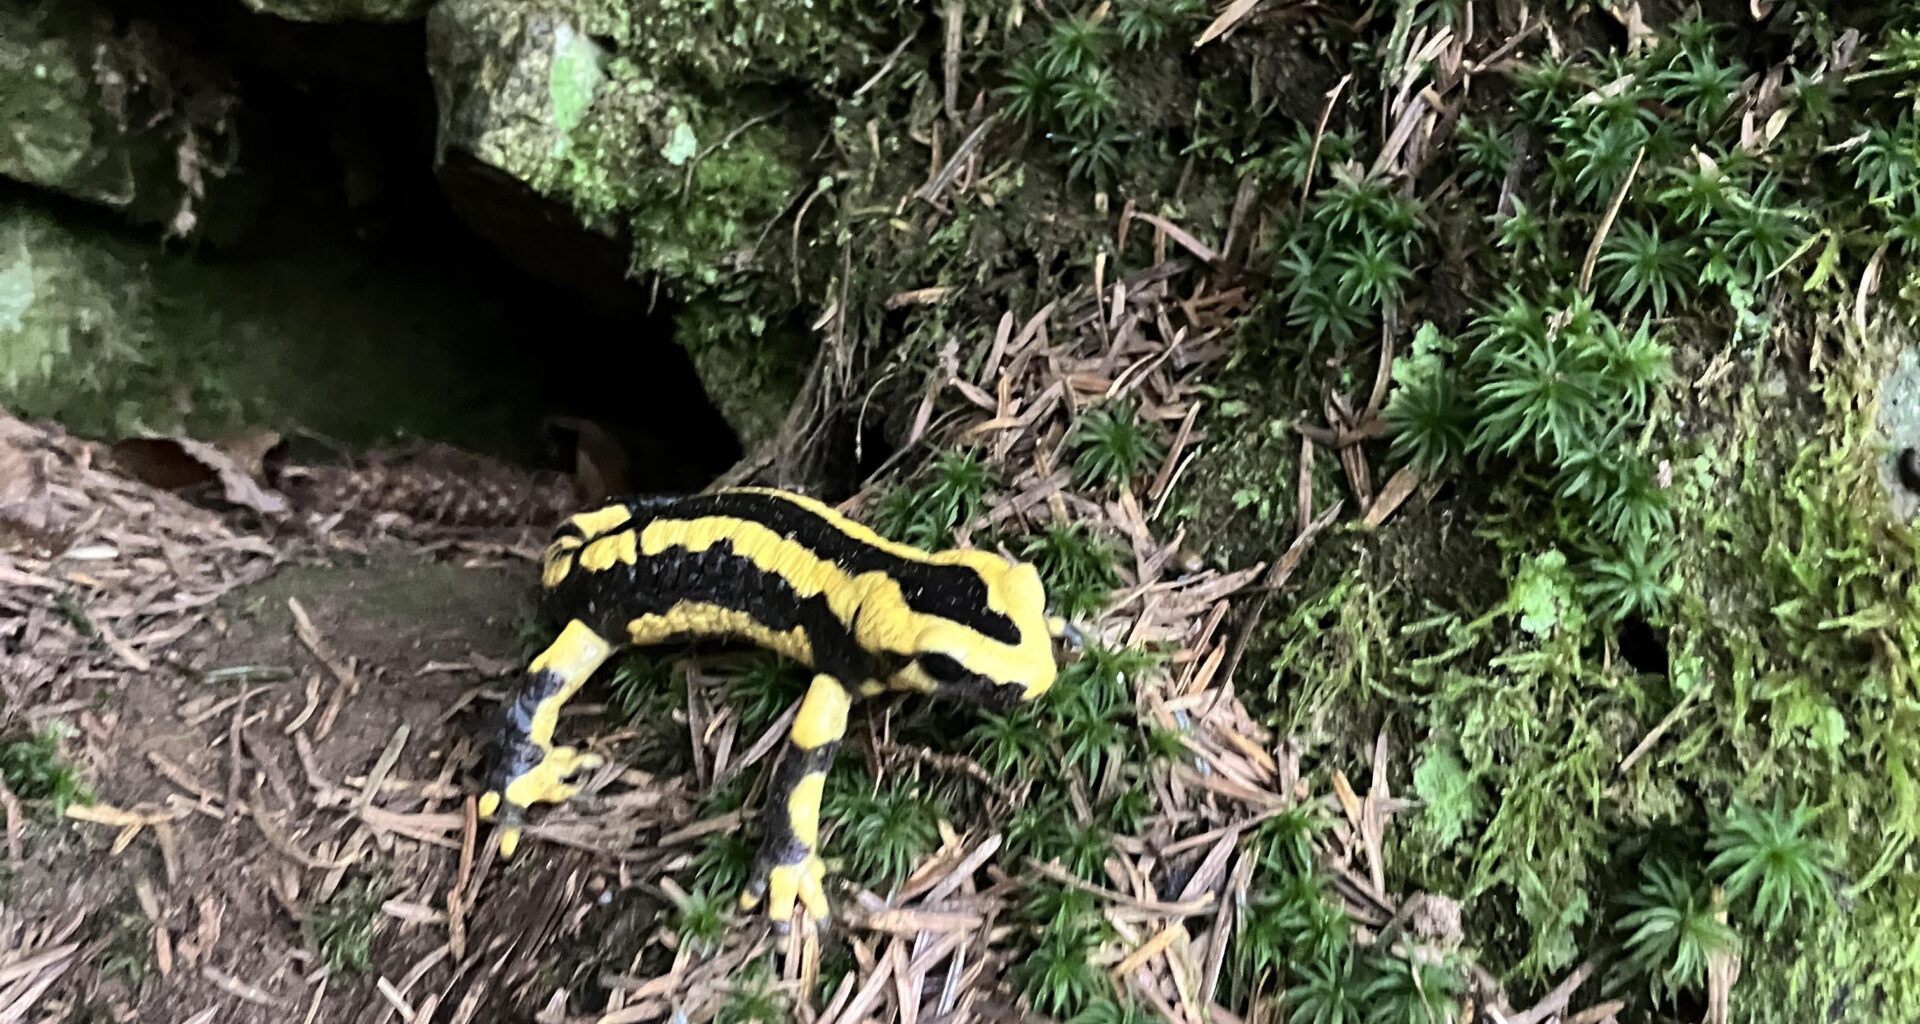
[12,0,1920,1021]
[1138,6,1920,1020]
[0,201,548,457]
[583,0,1920,1018]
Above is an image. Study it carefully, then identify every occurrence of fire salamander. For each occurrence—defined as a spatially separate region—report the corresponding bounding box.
[478,487,1071,928]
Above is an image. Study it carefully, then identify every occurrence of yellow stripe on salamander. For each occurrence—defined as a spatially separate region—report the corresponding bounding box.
[525,620,616,747]
[727,487,1041,624]
[542,534,583,587]
[787,774,826,847]
[625,602,814,664]
[568,505,633,536]
[790,674,851,750]
[633,513,1053,695]
[579,530,639,571]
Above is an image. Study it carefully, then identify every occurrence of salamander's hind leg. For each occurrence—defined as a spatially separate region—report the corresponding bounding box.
[740,673,850,930]
[480,619,616,857]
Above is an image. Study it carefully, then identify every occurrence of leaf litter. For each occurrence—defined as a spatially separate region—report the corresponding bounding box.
[0,213,1628,1022]
[0,13,1619,1023]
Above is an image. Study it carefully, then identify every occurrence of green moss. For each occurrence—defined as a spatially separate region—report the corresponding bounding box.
[100,910,152,984]
[1019,523,1122,619]
[428,0,936,444]
[716,961,788,1023]
[673,281,811,443]
[872,449,996,549]
[547,24,608,146]
[1410,745,1481,850]
[515,43,814,440]
[826,771,944,887]
[1171,12,1920,1011]
[239,0,434,20]
[303,873,386,976]
[3,1,267,243]
[1651,310,1920,1019]
[601,0,914,94]
[0,6,96,188]
[1160,393,1315,564]
[1254,542,1640,981]
[0,210,190,434]
[1213,292,1919,1008]
[0,203,555,454]
[0,724,90,816]
[635,125,800,285]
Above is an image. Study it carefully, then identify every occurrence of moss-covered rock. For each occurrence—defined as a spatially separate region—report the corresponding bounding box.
[1879,345,1920,523]
[424,0,833,443]
[0,0,258,241]
[236,0,434,24]
[0,202,546,455]
[425,0,621,221]
[421,0,1235,452]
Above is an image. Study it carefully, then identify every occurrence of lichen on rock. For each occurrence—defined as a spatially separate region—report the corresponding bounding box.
[0,0,256,241]
[0,203,555,456]
[1878,344,1920,523]
[236,0,436,24]
[425,0,839,443]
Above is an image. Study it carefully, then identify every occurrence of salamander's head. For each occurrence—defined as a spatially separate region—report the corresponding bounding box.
[901,553,1070,705]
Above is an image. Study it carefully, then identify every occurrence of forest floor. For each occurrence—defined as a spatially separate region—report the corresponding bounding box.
[0,242,1481,1024]
[0,412,647,1024]
[9,4,1920,1024]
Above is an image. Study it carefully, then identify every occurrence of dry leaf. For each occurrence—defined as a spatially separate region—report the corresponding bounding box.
[545,416,633,502]
[0,427,52,536]
[112,436,289,517]
[1194,0,1263,49]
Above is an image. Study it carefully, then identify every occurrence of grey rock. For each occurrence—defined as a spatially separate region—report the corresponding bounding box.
[0,1,257,241]
[236,0,436,24]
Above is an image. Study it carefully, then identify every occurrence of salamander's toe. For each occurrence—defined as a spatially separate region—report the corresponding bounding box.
[795,856,830,925]
[757,855,829,934]
[481,743,601,860]
[480,788,528,858]
[741,846,771,912]
[741,841,830,932]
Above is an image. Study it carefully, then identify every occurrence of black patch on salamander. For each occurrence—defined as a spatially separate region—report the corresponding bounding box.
[660,491,1023,645]
[488,666,566,794]
[543,531,875,685]
[753,721,844,868]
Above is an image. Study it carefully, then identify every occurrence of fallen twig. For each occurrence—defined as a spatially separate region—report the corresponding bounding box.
[1212,501,1345,702]
[0,777,21,862]
[1578,146,1648,294]
[201,965,289,1010]
[1194,0,1264,49]
[915,115,999,206]
[1508,956,1606,1024]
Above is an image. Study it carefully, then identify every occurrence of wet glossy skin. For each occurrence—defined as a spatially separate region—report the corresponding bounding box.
[480,487,1066,927]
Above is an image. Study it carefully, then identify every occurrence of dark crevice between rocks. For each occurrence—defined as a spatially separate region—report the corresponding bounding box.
[80,1,743,493]
[1616,616,1670,679]
[1898,447,1920,494]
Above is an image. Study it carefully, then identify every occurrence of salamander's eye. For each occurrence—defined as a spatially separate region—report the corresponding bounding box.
[919,653,969,685]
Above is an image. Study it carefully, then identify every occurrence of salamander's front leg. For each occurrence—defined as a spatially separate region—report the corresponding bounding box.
[740,673,849,930]
[479,619,616,857]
